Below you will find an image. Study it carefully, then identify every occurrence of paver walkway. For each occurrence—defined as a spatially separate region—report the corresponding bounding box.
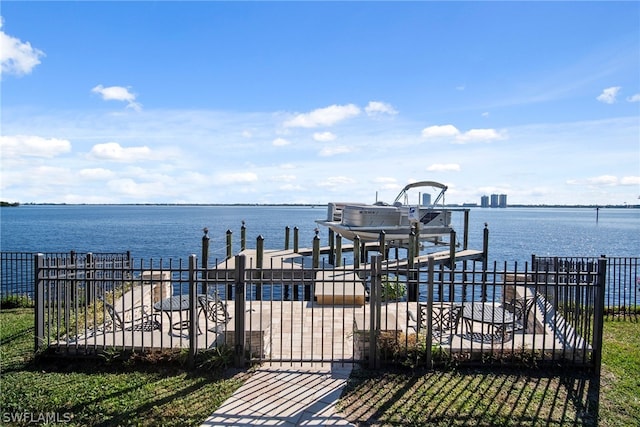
[200,362,355,426]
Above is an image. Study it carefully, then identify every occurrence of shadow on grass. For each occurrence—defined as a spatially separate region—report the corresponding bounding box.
[339,365,599,426]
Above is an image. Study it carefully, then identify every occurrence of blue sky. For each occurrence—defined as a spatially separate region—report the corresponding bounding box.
[1,1,639,205]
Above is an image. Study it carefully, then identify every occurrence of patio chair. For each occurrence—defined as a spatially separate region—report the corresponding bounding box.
[408,303,461,344]
[198,294,231,332]
[102,299,161,332]
[502,295,535,331]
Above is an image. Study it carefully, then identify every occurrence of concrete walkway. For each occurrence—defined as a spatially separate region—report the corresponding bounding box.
[201,362,356,426]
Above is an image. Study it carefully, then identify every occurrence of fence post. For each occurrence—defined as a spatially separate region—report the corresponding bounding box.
[369,255,382,369]
[202,228,209,294]
[234,255,246,368]
[188,255,198,368]
[482,224,489,301]
[85,253,94,306]
[408,229,418,302]
[592,257,607,375]
[425,256,435,369]
[34,254,45,352]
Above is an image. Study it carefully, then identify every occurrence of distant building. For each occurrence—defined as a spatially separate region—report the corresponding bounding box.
[486,193,508,208]
[499,194,508,208]
[422,194,431,206]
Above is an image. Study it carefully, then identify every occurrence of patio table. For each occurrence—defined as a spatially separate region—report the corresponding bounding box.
[461,302,515,342]
[154,294,203,331]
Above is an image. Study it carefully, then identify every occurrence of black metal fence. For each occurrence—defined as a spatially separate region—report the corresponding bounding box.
[31,252,607,373]
[532,255,639,319]
[1,251,131,304]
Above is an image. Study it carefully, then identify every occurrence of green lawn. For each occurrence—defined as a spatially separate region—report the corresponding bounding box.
[337,316,639,426]
[1,308,638,426]
[0,308,245,426]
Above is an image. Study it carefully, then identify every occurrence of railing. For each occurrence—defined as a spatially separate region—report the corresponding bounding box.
[532,255,639,319]
[32,253,606,373]
[1,251,131,305]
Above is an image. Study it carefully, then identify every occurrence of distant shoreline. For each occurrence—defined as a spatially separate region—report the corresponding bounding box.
[2,202,639,209]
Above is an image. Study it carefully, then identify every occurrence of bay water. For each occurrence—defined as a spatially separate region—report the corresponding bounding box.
[1,205,638,264]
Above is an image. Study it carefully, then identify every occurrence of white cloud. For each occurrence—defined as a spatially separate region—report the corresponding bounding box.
[421,124,460,139]
[596,86,621,104]
[272,137,290,146]
[421,125,505,143]
[283,104,360,128]
[455,128,506,143]
[319,145,351,157]
[620,176,640,185]
[365,101,398,116]
[427,163,461,172]
[91,84,142,111]
[0,135,71,158]
[214,172,258,185]
[318,176,357,188]
[272,174,296,182]
[0,17,45,77]
[279,183,304,191]
[313,132,336,142]
[627,94,640,103]
[79,168,115,180]
[587,175,618,186]
[88,142,151,162]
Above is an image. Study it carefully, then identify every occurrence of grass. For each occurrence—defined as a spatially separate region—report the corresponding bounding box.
[0,308,246,426]
[337,315,640,426]
[1,308,638,426]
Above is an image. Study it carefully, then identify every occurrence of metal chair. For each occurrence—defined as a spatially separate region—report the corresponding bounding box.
[503,295,535,331]
[408,303,461,344]
[197,294,231,332]
[102,299,161,332]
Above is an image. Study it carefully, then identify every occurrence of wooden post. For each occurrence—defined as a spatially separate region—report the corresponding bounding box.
[240,221,246,252]
[378,231,386,261]
[353,235,361,270]
[312,229,320,269]
[463,209,470,250]
[449,230,456,268]
[284,226,290,251]
[256,235,264,269]
[293,227,299,253]
[328,229,335,265]
[225,229,232,260]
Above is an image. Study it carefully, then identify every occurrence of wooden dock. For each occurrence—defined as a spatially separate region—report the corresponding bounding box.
[209,246,484,306]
